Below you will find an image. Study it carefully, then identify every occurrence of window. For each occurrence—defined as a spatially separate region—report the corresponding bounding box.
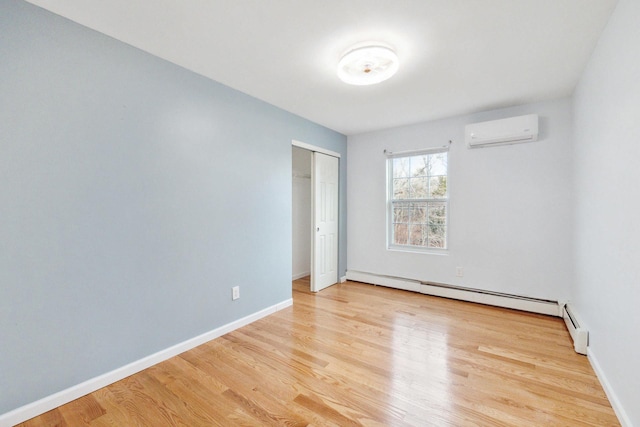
[388,149,448,250]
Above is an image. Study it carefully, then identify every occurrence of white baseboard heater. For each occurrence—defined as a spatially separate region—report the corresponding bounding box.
[346,270,589,355]
[345,270,560,317]
[562,304,588,355]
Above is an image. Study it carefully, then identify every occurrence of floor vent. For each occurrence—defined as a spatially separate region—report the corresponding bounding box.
[562,304,588,355]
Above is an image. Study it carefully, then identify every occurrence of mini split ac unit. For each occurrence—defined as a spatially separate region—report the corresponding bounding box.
[465,114,539,148]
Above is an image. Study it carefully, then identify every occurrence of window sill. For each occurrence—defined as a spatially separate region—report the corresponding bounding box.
[387,245,449,255]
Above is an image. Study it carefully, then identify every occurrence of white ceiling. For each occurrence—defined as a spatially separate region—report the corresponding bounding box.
[25,0,618,135]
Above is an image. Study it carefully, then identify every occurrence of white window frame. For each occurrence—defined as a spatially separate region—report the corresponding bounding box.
[387,148,449,253]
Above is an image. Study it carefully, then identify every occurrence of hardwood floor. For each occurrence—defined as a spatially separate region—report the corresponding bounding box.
[19,278,620,426]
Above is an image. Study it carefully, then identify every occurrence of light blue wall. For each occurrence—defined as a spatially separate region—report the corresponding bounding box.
[572,0,639,425]
[0,0,346,414]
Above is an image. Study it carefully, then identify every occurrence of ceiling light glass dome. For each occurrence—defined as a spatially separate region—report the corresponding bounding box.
[337,45,399,86]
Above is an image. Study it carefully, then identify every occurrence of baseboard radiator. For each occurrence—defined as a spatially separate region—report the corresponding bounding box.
[345,270,561,317]
[562,304,588,355]
[346,271,590,355]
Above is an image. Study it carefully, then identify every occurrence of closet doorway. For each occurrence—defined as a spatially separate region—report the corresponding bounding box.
[292,141,339,292]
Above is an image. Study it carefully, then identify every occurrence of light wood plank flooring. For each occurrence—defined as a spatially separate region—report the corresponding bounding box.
[19,278,620,426]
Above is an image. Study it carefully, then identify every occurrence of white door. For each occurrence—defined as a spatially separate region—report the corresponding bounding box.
[311,152,339,292]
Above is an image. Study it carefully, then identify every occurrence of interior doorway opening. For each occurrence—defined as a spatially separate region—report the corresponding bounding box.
[292,141,340,292]
[292,146,312,284]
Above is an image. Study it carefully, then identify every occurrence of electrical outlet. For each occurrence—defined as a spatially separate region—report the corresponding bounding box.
[232,286,240,300]
[456,267,464,277]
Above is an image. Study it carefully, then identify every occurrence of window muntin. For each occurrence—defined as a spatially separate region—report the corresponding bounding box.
[389,150,448,250]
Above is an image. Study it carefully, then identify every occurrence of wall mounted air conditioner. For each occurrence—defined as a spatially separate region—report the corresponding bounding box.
[465,114,538,148]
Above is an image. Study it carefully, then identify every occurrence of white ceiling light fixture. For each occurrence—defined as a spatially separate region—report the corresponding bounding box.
[337,44,399,86]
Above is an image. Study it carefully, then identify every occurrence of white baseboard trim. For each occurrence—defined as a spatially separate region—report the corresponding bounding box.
[0,298,293,427]
[339,275,347,283]
[292,272,311,280]
[346,270,559,317]
[587,348,632,427]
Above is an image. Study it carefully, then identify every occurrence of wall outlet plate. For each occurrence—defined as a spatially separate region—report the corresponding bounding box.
[456,267,464,277]
[232,286,240,300]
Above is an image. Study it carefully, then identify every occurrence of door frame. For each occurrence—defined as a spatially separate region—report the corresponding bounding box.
[292,140,341,160]
[292,140,340,292]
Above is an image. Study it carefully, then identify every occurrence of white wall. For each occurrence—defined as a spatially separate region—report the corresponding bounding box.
[347,98,573,301]
[572,0,639,424]
[292,146,312,279]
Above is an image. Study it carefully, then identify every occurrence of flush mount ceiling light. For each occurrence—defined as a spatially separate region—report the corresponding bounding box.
[337,44,399,86]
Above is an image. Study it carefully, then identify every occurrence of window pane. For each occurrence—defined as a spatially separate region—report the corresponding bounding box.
[411,155,429,177]
[393,178,410,199]
[430,152,447,176]
[409,203,427,223]
[393,205,409,223]
[394,223,408,245]
[393,158,410,178]
[409,224,424,246]
[428,225,446,248]
[429,176,447,198]
[409,177,428,199]
[428,203,447,225]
